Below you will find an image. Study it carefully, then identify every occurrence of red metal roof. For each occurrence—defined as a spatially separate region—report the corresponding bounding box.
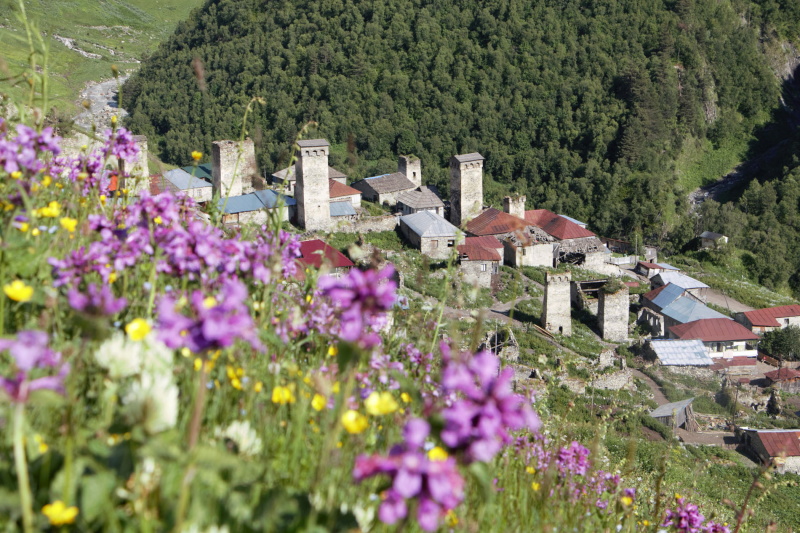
[742,305,800,327]
[637,261,662,270]
[457,244,501,262]
[669,318,759,342]
[298,240,354,269]
[710,356,758,370]
[465,208,528,236]
[757,431,800,457]
[642,283,669,302]
[329,179,361,199]
[524,209,595,240]
[765,367,800,382]
[464,235,503,249]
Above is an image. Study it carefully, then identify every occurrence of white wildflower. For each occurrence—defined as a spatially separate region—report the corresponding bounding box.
[214,420,263,457]
[94,332,173,379]
[122,373,179,434]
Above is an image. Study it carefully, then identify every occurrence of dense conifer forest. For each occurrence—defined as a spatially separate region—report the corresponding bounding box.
[124,0,800,289]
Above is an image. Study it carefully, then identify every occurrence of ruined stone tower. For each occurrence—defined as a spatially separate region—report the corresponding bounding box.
[449,152,484,226]
[598,283,630,342]
[541,271,572,336]
[212,139,258,198]
[295,139,331,231]
[122,135,149,195]
[398,155,422,189]
[503,195,526,220]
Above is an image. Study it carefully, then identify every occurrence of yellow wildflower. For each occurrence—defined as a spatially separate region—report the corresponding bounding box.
[642,520,651,526]
[427,447,448,462]
[34,434,48,454]
[328,345,338,357]
[621,496,633,507]
[31,228,41,237]
[254,381,263,393]
[311,393,327,411]
[77,172,88,181]
[401,392,411,403]
[445,510,458,527]
[60,217,78,233]
[36,200,61,218]
[203,296,217,309]
[55,182,63,189]
[526,466,536,474]
[192,151,203,161]
[10,170,22,180]
[531,482,541,491]
[305,294,312,304]
[99,195,107,204]
[365,391,399,416]
[42,501,79,526]
[41,175,52,187]
[111,115,118,125]
[272,386,296,405]
[332,382,340,394]
[231,378,242,390]
[108,271,117,284]
[125,318,151,341]
[154,216,163,225]
[17,223,29,233]
[4,280,33,302]
[341,410,368,434]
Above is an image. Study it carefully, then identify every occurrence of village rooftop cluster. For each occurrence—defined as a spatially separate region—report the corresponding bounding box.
[120,136,800,474]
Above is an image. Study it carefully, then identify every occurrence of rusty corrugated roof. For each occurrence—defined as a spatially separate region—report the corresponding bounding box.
[668,318,759,342]
[742,305,800,328]
[465,208,528,236]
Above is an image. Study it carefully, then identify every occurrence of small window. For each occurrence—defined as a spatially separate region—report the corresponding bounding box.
[431,240,438,248]
[786,318,790,326]
[481,264,487,272]
[447,240,454,247]
[522,248,526,256]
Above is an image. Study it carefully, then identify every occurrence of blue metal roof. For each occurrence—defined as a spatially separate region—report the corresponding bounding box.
[650,283,686,310]
[400,211,459,237]
[559,214,587,227]
[656,262,679,271]
[661,297,729,324]
[656,272,709,290]
[164,168,212,190]
[330,201,356,217]
[254,189,296,208]
[218,190,295,214]
[219,193,265,214]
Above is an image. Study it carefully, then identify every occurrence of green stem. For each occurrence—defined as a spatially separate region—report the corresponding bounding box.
[13,402,34,533]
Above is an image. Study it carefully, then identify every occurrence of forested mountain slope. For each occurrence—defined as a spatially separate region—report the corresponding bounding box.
[124,0,798,239]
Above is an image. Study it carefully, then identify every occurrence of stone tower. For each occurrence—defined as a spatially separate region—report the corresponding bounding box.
[398,155,422,189]
[122,135,149,195]
[541,271,572,336]
[598,283,630,342]
[295,139,331,231]
[449,152,484,226]
[212,139,258,198]
[503,195,526,220]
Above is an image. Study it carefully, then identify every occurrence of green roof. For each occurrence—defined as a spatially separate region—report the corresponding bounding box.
[181,163,213,182]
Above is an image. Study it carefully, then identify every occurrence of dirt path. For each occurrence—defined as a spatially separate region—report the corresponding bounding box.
[705,288,754,313]
[631,369,669,406]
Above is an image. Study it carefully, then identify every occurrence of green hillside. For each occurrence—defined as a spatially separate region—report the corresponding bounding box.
[0,0,202,113]
[124,0,797,238]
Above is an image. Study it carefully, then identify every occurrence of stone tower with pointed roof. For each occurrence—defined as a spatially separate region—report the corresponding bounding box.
[450,152,484,226]
[295,139,331,231]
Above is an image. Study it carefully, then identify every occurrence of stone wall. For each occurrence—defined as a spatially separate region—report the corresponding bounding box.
[592,369,633,391]
[333,215,399,234]
[542,271,572,336]
[660,364,716,380]
[504,241,554,268]
[502,195,526,219]
[598,286,629,342]
[460,260,497,288]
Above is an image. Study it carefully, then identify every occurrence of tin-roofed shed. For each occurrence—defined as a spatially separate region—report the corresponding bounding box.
[650,398,698,431]
[399,211,463,260]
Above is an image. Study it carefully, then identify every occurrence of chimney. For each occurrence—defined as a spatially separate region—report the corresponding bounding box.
[212,139,258,198]
[503,195,526,219]
[398,155,422,189]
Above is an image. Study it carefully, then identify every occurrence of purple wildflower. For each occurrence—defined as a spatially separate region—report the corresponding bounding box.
[68,283,127,316]
[0,331,69,403]
[318,264,397,346]
[156,279,262,354]
[662,497,706,533]
[439,345,540,463]
[353,418,465,532]
[556,441,591,477]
